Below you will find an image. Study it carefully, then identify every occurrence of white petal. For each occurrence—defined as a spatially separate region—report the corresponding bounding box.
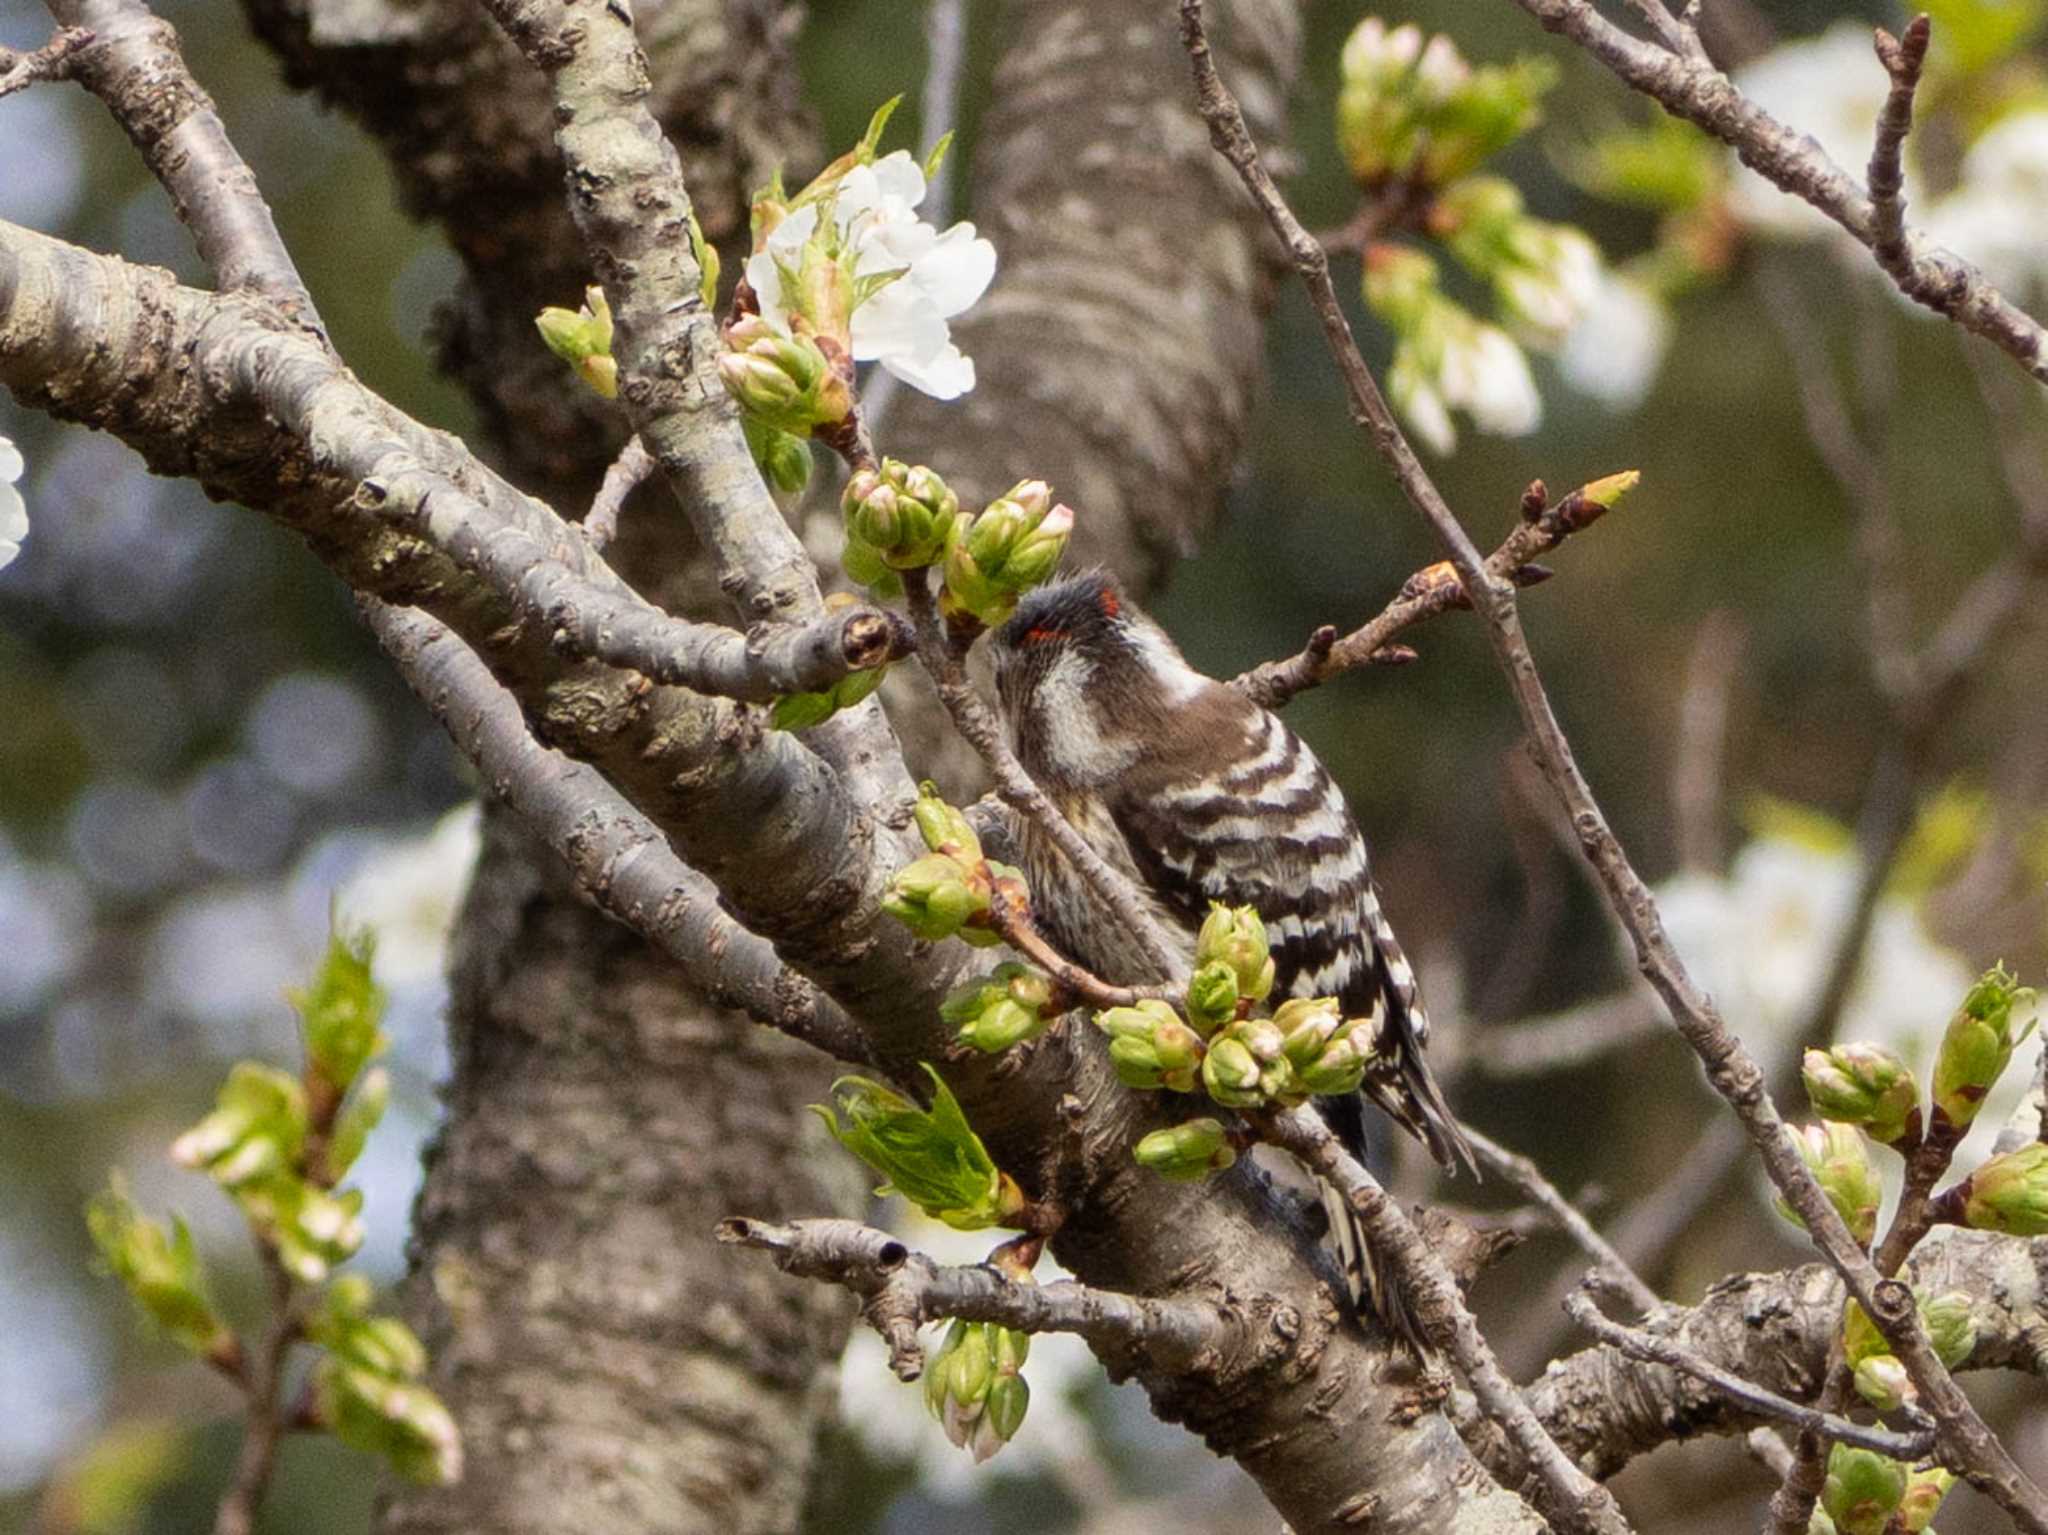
[764,202,818,259]
[883,342,977,400]
[0,436,21,483]
[869,150,928,210]
[850,284,949,363]
[856,215,938,276]
[1559,273,1673,409]
[911,226,997,317]
[833,165,882,230]
[743,250,793,331]
[0,482,25,570]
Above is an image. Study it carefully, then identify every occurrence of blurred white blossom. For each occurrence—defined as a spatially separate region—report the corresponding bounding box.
[1920,110,2048,299]
[835,1209,1100,1498]
[334,802,481,988]
[0,434,26,570]
[1557,269,1673,409]
[1727,24,1899,239]
[748,151,996,401]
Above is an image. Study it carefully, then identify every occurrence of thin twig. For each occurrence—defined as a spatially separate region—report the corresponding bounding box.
[716,1216,1226,1376]
[1232,478,1612,710]
[903,571,1186,983]
[583,434,655,551]
[1868,17,1933,281]
[211,1254,297,1535]
[1259,1107,1634,1535]
[984,878,1173,1010]
[1620,0,1690,54]
[1565,1287,1936,1462]
[0,24,91,98]
[1465,1128,1661,1316]
[1179,6,2048,1525]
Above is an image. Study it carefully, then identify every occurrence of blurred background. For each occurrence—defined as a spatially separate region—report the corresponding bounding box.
[2,0,2045,1530]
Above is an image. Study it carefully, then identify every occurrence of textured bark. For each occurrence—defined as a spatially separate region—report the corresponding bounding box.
[224,5,865,1533]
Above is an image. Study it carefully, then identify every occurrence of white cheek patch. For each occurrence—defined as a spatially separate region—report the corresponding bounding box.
[1039,649,1143,782]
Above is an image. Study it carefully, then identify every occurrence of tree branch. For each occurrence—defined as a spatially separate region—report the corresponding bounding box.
[1867,16,1933,284]
[1505,0,2048,385]
[1464,1128,1661,1317]
[0,22,91,97]
[717,1216,1228,1376]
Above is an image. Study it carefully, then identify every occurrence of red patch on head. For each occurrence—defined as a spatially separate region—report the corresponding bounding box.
[1097,587,1121,619]
[1022,624,1063,645]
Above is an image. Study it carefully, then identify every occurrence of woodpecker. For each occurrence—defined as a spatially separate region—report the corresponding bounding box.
[988,568,1470,1346]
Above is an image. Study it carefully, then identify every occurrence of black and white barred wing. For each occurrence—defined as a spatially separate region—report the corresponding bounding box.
[1111,707,1469,1171]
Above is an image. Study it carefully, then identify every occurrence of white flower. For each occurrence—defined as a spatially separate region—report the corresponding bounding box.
[745,151,996,401]
[0,435,26,571]
[1389,355,1457,456]
[1341,17,1424,80]
[1498,225,1603,347]
[1443,320,1541,438]
[1727,24,1898,239]
[1919,111,2048,299]
[1558,270,1673,409]
[334,802,482,988]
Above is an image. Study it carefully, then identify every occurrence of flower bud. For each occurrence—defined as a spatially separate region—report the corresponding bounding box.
[1195,904,1275,1005]
[1201,1033,1264,1109]
[1959,1141,2048,1237]
[1821,1445,1907,1535]
[912,781,981,859]
[1298,1031,1372,1098]
[534,286,618,398]
[743,420,813,495]
[1274,997,1344,1069]
[171,1063,310,1190]
[1852,1352,1912,1412]
[1933,965,2037,1129]
[844,459,958,570]
[315,1359,464,1486]
[1920,1290,1978,1369]
[1099,1000,1204,1092]
[880,853,989,942]
[1133,1117,1237,1181]
[1778,1122,1881,1246]
[838,535,903,598]
[86,1179,233,1359]
[811,1067,1011,1231]
[324,1066,390,1182]
[1896,1464,1955,1533]
[717,315,851,437]
[943,963,1053,1054]
[1840,1298,1886,1367]
[236,1179,366,1283]
[1802,1042,1921,1147]
[1184,962,1240,1035]
[941,485,1074,626]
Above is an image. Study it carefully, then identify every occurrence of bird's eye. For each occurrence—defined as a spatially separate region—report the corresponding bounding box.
[1021,624,1063,645]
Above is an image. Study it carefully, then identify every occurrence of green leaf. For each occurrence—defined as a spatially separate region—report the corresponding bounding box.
[686,207,721,311]
[922,130,956,182]
[812,1066,1009,1229]
[294,927,389,1095]
[860,94,904,160]
[86,1179,232,1357]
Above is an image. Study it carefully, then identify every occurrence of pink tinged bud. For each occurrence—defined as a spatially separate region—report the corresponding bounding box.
[1960,1142,2048,1236]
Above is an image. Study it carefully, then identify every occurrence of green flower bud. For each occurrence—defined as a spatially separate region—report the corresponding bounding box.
[1840,1298,1887,1367]
[743,418,813,494]
[881,853,989,942]
[85,1179,233,1359]
[315,1358,464,1485]
[1576,469,1641,511]
[1851,1353,1912,1412]
[1933,965,2037,1129]
[951,1320,994,1407]
[236,1179,366,1283]
[1821,1445,1907,1535]
[171,1063,310,1190]
[912,782,981,859]
[943,963,1053,1054]
[1960,1141,2048,1236]
[811,1067,1013,1231]
[1185,962,1241,1035]
[940,485,1074,625]
[1921,1289,1978,1369]
[1896,1464,1955,1533]
[1133,1117,1237,1181]
[295,930,388,1096]
[1195,904,1275,1006]
[1778,1122,1881,1246]
[717,315,851,437]
[925,1319,967,1418]
[1274,997,1344,1069]
[1298,1031,1372,1098]
[839,535,903,599]
[534,286,618,398]
[324,1066,390,1182]
[1202,1034,1264,1109]
[984,1371,1029,1448]
[1099,1000,1204,1092]
[844,460,958,570]
[1802,1042,1921,1147]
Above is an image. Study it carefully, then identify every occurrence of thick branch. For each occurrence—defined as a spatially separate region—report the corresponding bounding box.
[717,1217,1227,1376]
